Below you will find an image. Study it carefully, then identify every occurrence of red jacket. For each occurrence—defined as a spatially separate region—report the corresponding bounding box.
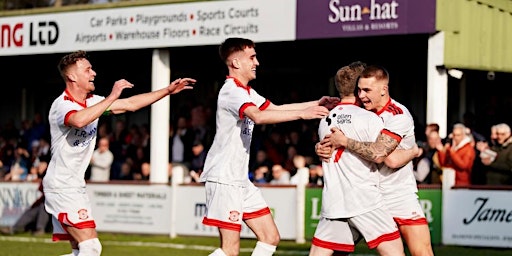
[437,140,476,186]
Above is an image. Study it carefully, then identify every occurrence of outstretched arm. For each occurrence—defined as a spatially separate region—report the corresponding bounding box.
[67,79,134,128]
[267,96,340,111]
[109,78,195,114]
[244,104,329,125]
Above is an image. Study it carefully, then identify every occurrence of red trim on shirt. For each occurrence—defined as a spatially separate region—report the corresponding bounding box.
[366,230,401,249]
[202,217,242,232]
[260,99,270,110]
[63,89,93,108]
[381,129,402,143]
[375,98,392,116]
[243,207,271,220]
[334,148,345,162]
[227,76,251,94]
[64,110,77,127]
[375,98,404,116]
[311,237,355,252]
[239,102,256,119]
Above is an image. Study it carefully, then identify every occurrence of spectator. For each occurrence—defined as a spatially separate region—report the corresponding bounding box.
[308,164,324,186]
[89,137,114,182]
[170,116,195,168]
[478,123,512,185]
[4,145,30,181]
[412,142,430,184]
[436,123,476,186]
[251,165,270,184]
[249,149,274,183]
[290,155,309,185]
[425,123,440,137]
[190,139,207,174]
[269,164,290,185]
[118,162,134,180]
[110,119,129,180]
[134,162,150,181]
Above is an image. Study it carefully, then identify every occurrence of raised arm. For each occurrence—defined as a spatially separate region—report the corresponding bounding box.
[109,78,195,114]
[244,104,329,125]
[267,96,340,111]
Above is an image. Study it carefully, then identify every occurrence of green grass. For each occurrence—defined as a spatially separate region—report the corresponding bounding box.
[1,232,511,256]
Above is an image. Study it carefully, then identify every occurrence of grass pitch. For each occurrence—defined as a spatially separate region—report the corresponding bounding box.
[1,232,511,255]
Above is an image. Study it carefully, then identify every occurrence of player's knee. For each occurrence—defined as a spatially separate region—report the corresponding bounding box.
[259,232,280,246]
[78,238,102,256]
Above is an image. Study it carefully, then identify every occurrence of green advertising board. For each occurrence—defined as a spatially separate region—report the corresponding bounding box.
[304,187,442,245]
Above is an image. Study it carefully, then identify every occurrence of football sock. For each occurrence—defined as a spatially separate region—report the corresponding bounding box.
[251,241,276,256]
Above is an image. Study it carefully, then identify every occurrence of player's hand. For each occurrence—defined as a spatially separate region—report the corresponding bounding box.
[329,127,348,148]
[318,96,340,110]
[301,106,329,120]
[168,78,196,95]
[315,142,333,162]
[110,79,134,99]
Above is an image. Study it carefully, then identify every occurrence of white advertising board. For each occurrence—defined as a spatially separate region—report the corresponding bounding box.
[174,185,298,240]
[0,182,40,227]
[86,183,172,234]
[443,189,512,248]
[0,0,296,56]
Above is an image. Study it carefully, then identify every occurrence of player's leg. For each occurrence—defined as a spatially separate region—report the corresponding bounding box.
[242,183,279,256]
[45,190,101,255]
[66,226,101,255]
[215,227,241,256]
[245,214,280,255]
[374,238,405,256]
[399,224,434,256]
[309,218,355,256]
[350,207,404,256]
[203,181,244,256]
[387,195,434,256]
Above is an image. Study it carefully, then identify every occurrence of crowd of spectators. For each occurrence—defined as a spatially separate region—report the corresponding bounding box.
[2,107,511,187]
[414,119,512,186]
[0,114,51,183]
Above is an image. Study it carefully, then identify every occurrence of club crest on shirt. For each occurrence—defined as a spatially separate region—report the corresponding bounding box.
[228,210,240,222]
[78,209,89,220]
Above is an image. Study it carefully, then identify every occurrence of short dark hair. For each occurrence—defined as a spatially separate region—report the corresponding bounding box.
[58,50,88,81]
[218,37,255,64]
[360,65,389,83]
[335,61,366,97]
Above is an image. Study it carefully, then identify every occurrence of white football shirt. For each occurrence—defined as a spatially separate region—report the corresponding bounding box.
[318,102,384,218]
[43,90,104,192]
[376,98,418,200]
[199,77,269,186]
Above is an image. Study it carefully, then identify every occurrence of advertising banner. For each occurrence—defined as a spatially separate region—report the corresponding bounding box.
[305,187,442,245]
[174,185,298,240]
[297,0,436,39]
[87,183,172,234]
[443,189,512,248]
[0,182,40,228]
[418,188,442,245]
[0,0,296,56]
[304,187,322,239]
